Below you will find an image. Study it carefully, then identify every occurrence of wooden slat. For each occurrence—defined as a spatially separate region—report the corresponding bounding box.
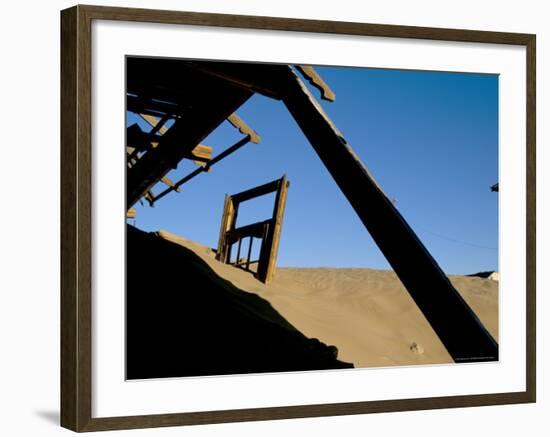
[160,176,180,193]
[264,176,289,284]
[216,194,235,263]
[227,113,260,144]
[139,113,169,135]
[296,65,336,102]
[226,220,271,243]
[151,136,252,204]
[231,178,281,204]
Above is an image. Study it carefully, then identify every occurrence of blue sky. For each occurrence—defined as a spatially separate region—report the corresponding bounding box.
[128,65,498,275]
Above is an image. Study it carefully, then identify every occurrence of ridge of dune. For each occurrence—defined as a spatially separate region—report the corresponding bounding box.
[158,229,499,369]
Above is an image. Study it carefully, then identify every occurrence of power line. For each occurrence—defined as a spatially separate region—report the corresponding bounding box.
[414,225,497,251]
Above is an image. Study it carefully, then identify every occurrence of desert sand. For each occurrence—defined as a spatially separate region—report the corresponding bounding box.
[158,229,498,369]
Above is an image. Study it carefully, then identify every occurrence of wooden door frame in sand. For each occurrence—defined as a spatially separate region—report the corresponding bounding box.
[216,175,290,284]
[61,5,536,432]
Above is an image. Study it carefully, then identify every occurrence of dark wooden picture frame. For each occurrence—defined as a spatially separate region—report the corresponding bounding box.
[61,4,536,432]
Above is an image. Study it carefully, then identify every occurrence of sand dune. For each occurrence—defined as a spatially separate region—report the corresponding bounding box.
[126,226,352,380]
[159,229,498,369]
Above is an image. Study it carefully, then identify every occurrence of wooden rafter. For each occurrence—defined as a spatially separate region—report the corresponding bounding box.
[296,65,336,102]
[227,113,261,144]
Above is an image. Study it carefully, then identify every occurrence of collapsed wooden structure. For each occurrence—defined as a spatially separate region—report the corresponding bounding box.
[217,176,290,284]
[126,57,498,363]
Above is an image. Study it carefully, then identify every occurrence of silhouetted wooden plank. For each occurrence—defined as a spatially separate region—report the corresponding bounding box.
[216,194,235,263]
[279,67,497,362]
[190,144,213,161]
[226,220,271,242]
[264,176,290,284]
[231,178,281,204]
[228,113,261,144]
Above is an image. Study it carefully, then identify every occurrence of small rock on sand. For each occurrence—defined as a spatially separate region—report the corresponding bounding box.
[410,342,424,355]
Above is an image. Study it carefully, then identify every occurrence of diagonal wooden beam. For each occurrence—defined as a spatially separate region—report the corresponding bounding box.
[275,66,497,363]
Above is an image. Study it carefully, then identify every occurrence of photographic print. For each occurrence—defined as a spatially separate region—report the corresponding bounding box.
[61,5,535,430]
[125,57,499,380]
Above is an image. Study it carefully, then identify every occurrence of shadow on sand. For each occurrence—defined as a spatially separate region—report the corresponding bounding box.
[126,225,353,379]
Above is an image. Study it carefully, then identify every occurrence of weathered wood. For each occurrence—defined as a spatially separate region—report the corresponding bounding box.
[60,7,79,431]
[296,65,336,102]
[255,177,289,284]
[190,144,213,160]
[216,194,235,263]
[160,176,180,193]
[139,113,169,135]
[265,177,290,284]
[228,113,261,144]
[231,178,281,204]
[226,220,271,243]
[279,67,498,362]
[246,236,254,270]
[218,176,289,284]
